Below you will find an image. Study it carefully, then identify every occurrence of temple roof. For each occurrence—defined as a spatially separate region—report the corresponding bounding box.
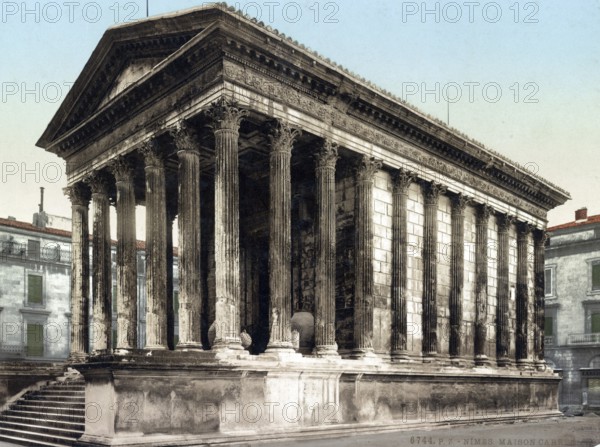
[36,2,569,213]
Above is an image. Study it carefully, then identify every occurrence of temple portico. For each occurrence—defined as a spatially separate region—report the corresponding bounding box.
[36,4,569,446]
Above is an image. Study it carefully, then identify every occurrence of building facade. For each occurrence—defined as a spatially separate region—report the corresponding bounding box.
[545,208,600,411]
[0,216,181,361]
[33,5,569,445]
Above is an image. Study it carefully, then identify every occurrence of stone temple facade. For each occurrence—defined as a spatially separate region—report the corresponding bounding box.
[36,4,569,446]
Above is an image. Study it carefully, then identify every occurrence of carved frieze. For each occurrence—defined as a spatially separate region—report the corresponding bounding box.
[223,62,549,220]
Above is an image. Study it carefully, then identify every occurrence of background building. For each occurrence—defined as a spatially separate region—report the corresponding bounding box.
[545,207,600,411]
[0,196,180,363]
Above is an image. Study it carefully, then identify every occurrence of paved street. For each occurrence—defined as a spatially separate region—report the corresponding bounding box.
[257,416,600,447]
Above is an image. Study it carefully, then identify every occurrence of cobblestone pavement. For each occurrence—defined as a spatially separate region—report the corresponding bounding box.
[257,415,600,447]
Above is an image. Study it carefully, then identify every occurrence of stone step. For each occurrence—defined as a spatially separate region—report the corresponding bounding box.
[26,394,85,402]
[0,419,83,436]
[0,374,86,445]
[11,403,85,415]
[0,431,66,447]
[0,414,85,431]
[0,425,79,446]
[4,409,84,423]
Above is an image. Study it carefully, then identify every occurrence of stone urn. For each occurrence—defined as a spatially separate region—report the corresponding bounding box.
[290,311,314,354]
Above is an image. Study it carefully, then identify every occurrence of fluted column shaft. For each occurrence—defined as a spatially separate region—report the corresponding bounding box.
[210,101,246,350]
[142,141,168,350]
[516,222,531,366]
[174,123,203,349]
[475,205,492,364]
[87,173,112,352]
[449,194,468,359]
[534,229,547,369]
[65,183,91,359]
[496,214,513,366]
[111,159,137,350]
[314,140,339,357]
[352,156,382,358]
[391,169,414,361]
[266,121,299,352]
[166,208,176,350]
[422,182,444,359]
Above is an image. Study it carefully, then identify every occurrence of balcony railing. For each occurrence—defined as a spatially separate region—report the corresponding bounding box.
[567,333,600,345]
[544,336,555,347]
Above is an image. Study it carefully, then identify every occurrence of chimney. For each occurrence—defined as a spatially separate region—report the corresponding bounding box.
[575,207,588,222]
[39,187,44,213]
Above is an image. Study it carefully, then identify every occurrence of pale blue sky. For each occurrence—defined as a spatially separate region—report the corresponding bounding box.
[1,1,599,229]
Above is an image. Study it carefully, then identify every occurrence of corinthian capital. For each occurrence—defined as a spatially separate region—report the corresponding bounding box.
[110,156,134,182]
[356,155,383,183]
[450,193,471,213]
[170,120,198,153]
[84,171,111,195]
[207,98,247,131]
[497,213,516,233]
[269,120,301,153]
[139,138,164,168]
[392,168,416,193]
[64,182,91,206]
[422,181,446,205]
[315,139,338,169]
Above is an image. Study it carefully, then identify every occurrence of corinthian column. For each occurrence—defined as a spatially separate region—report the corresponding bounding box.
[314,139,339,358]
[496,213,514,366]
[65,182,91,360]
[172,121,203,350]
[534,229,547,370]
[475,204,493,365]
[209,99,246,351]
[352,156,382,359]
[85,172,112,353]
[391,169,415,362]
[449,194,469,362]
[516,221,532,368]
[110,158,137,351]
[141,139,168,350]
[422,181,445,360]
[265,120,300,353]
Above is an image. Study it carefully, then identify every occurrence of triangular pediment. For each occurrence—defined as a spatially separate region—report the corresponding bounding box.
[37,6,234,149]
[99,57,164,108]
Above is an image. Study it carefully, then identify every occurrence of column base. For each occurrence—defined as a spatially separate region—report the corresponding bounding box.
[314,345,340,359]
[516,359,535,370]
[449,356,468,367]
[390,350,412,363]
[349,348,380,362]
[68,352,88,363]
[176,342,204,351]
[474,354,493,366]
[422,352,438,363]
[143,345,168,351]
[496,356,512,368]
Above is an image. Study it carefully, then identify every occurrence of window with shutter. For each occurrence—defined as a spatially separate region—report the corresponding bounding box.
[592,264,600,291]
[592,313,600,334]
[544,317,553,336]
[544,268,553,296]
[27,323,44,357]
[27,274,43,305]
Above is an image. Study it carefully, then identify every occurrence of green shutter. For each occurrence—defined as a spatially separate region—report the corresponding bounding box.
[544,317,553,336]
[592,313,600,334]
[593,265,600,290]
[27,324,44,357]
[28,275,43,304]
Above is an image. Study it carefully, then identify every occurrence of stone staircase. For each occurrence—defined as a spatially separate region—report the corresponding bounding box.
[0,373,85,446]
